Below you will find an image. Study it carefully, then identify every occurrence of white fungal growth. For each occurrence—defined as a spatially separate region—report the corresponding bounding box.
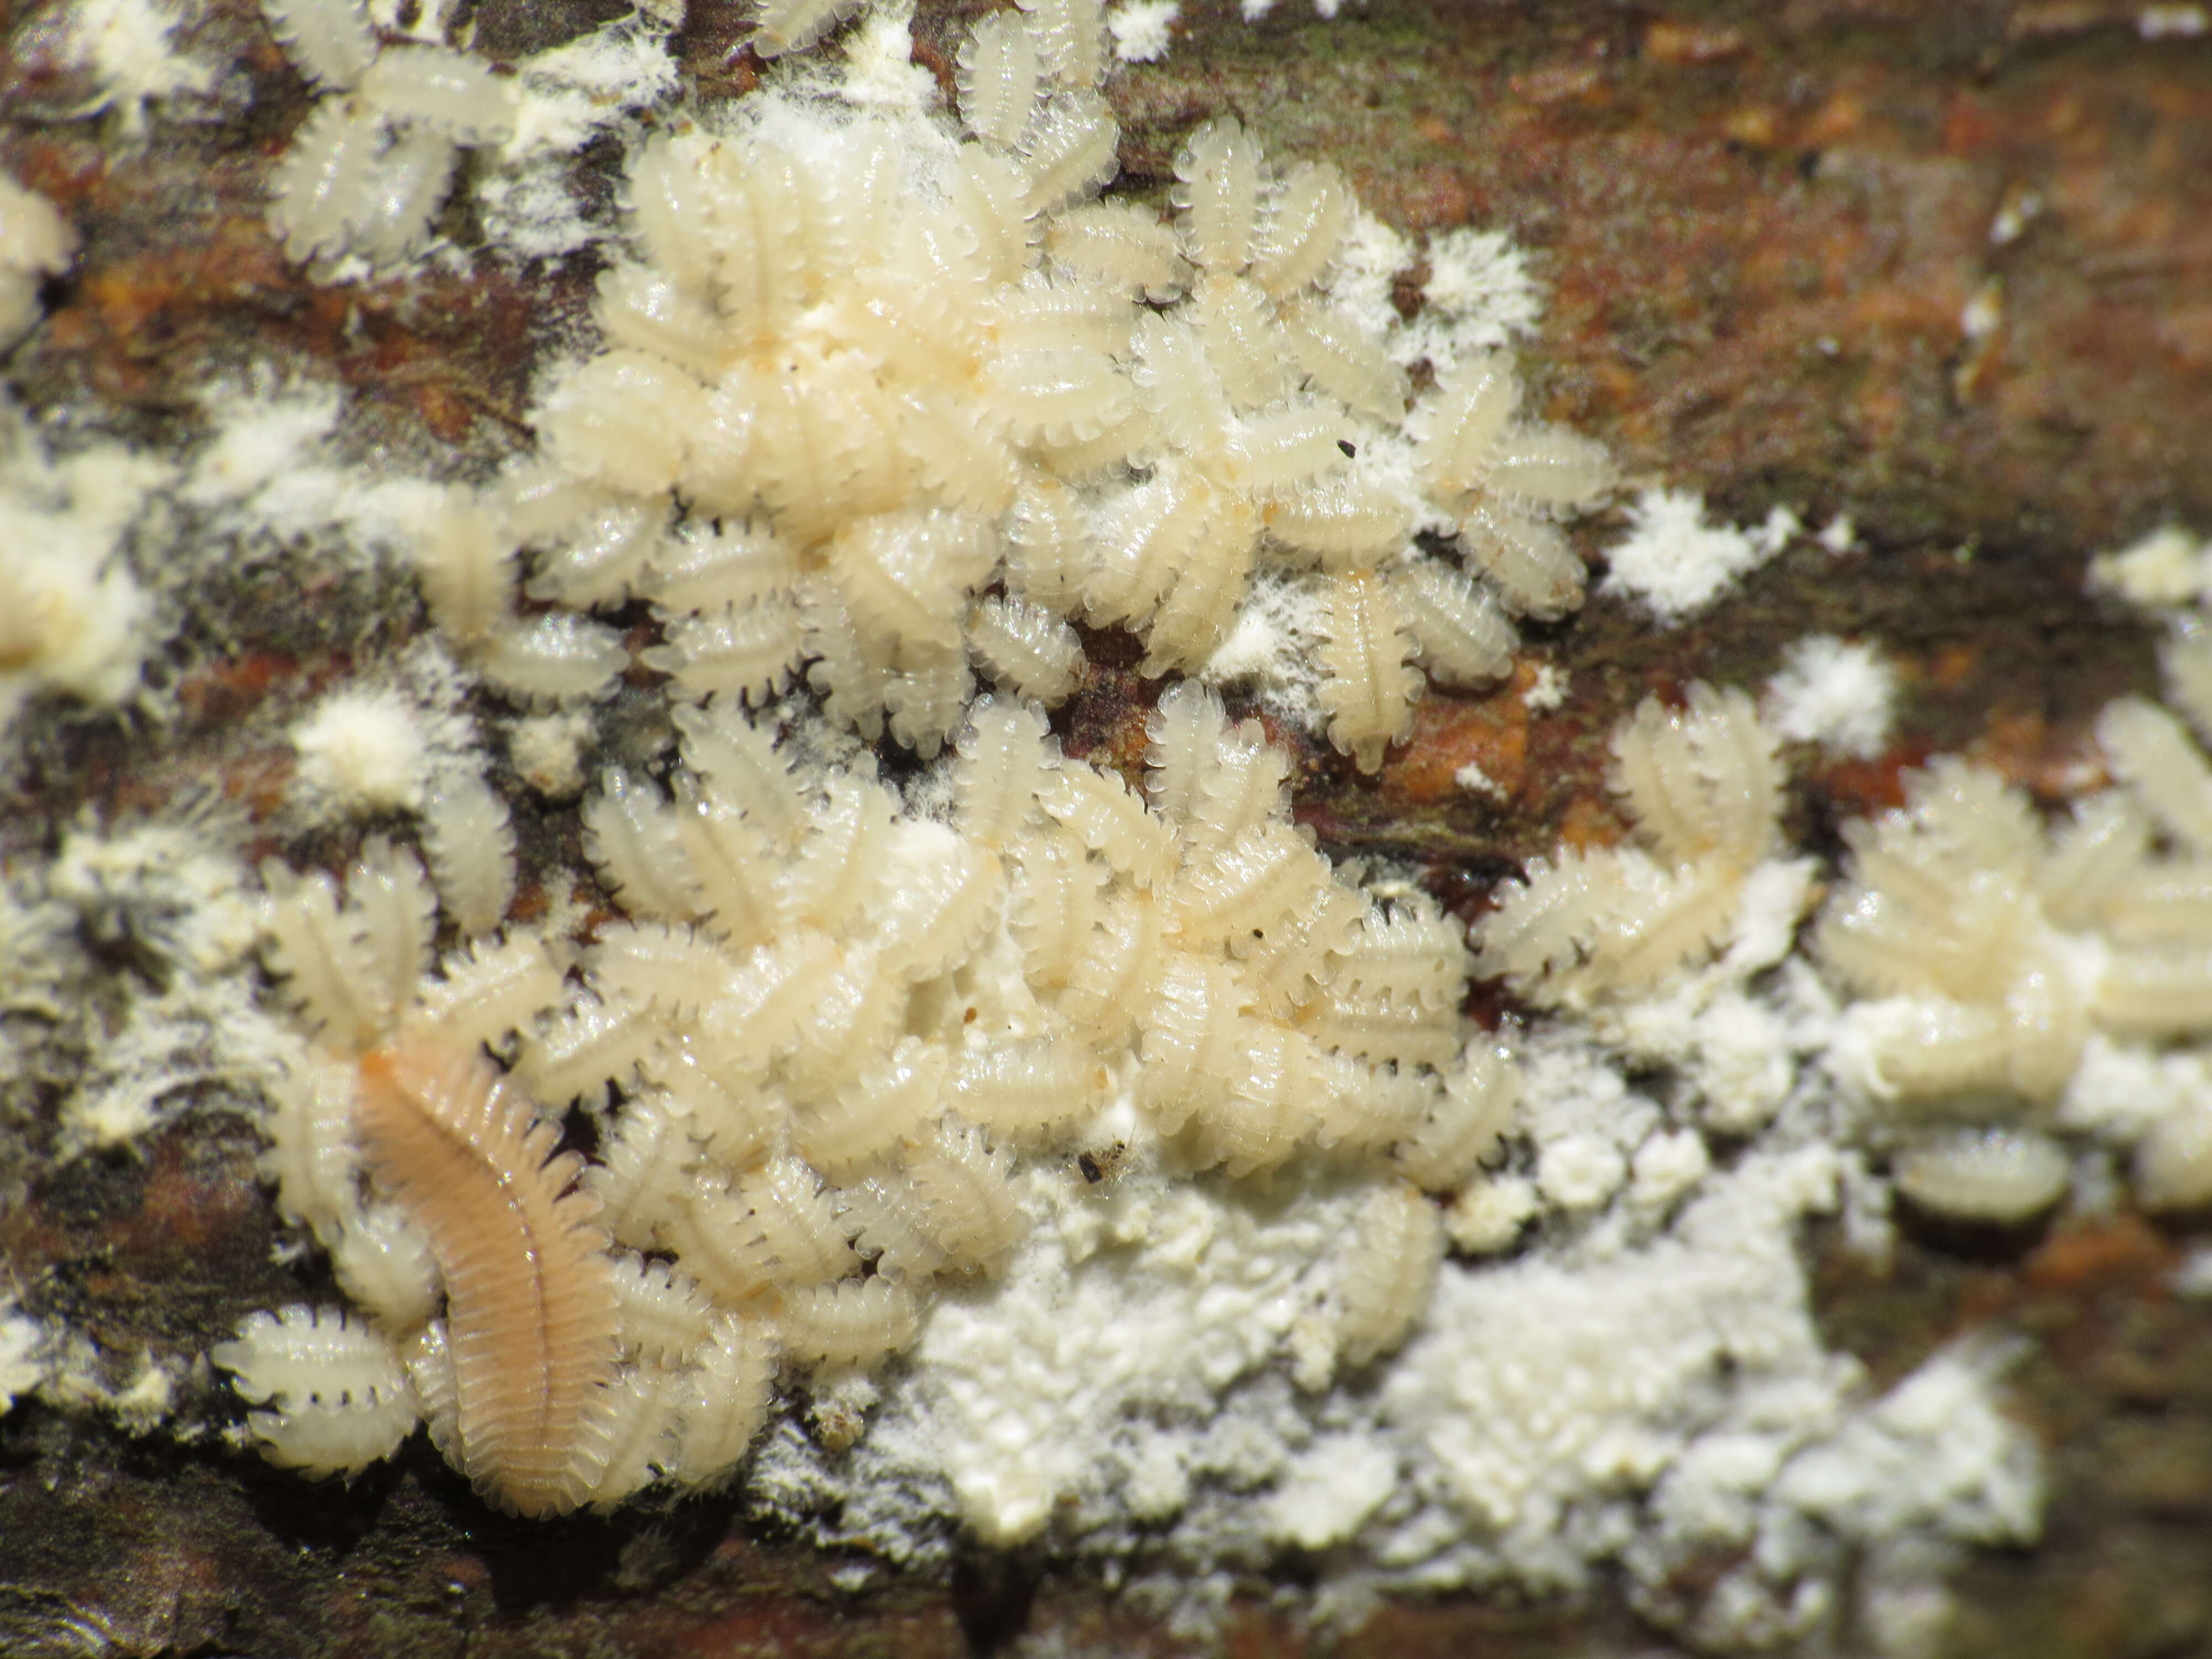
[0,418,164,728]
[1418,226,1543,345]
[1105,0,1178,62]
[45,0,218,137]
[0,171,80,351]
[290,688,431,815]
[1762,633,1897,759]
[507,711,590,799]
[1600,489,1792,624]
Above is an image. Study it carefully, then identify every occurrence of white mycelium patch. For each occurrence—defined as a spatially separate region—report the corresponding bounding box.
[0,397,172,737]
[3,817,280,1161]
[290,688,435,815]
[1601,489,1800,623]
[0,173,78,352]
[1762,633,1897,760]
[17,0,2211,1648]
[1105,0,1179,61]
[43,0,220,138]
